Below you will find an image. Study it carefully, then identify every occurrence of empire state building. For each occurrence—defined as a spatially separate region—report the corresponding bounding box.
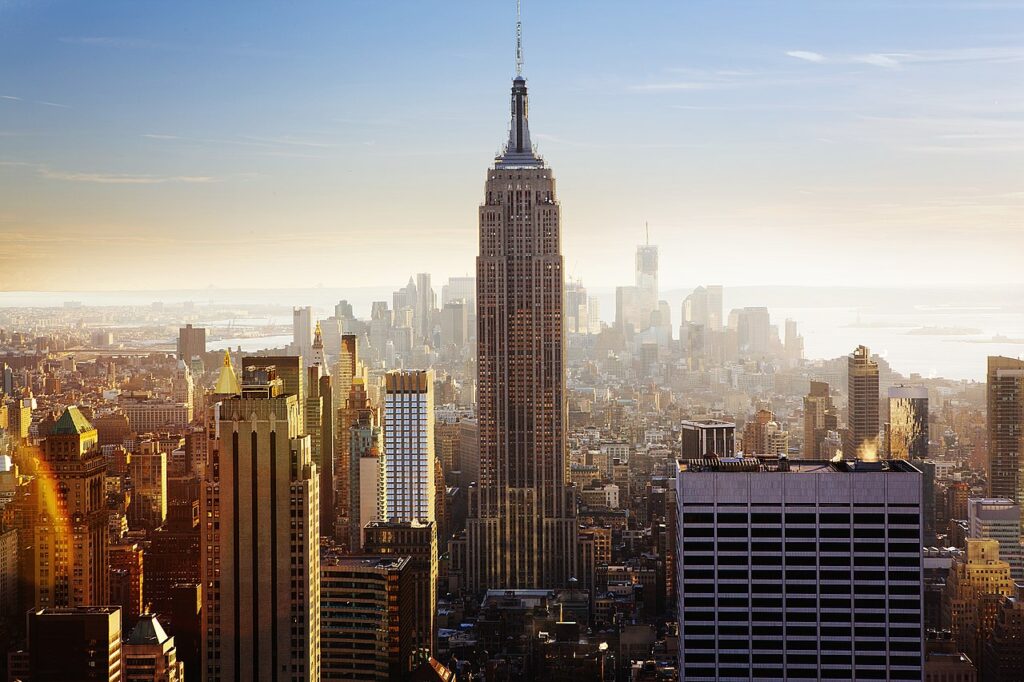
[466,65,577,591]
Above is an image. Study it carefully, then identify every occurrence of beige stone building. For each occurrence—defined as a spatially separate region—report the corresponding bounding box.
[201,361,320,681]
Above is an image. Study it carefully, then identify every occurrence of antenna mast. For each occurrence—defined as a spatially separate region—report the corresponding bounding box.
[516,0,523,77]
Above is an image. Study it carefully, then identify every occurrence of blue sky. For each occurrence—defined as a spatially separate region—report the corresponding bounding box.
[1,0,1022,290]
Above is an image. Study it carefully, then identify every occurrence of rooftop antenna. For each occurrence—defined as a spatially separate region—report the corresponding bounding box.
[645,221,650,245]
[516,0,524,77]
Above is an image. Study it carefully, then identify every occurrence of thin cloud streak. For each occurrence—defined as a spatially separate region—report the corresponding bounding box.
[1,160,220,184]
[786,45,1024,68]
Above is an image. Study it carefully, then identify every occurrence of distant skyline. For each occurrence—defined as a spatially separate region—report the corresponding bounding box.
[2,0,1022,290]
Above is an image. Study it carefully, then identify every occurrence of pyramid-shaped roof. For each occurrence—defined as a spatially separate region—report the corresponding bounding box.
[125,614,170,645]
[51,406,94,435]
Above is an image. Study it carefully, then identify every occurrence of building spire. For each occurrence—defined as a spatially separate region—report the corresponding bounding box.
[495,0,542,169]
[516,0,523,77]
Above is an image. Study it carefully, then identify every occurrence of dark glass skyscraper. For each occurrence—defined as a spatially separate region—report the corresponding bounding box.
[465,69,576,591]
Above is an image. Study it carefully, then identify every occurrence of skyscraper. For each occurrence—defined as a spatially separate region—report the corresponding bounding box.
[845,344,880,459]
[415,273,435,345]
[803,380,839,459]
[25,607,123,680]
[987,356,1024,504]
[335,334,364,549]
[200,363,320,681]
[676,457,924,680]
[706,284,723,331]
[307,323,335,538]
[320,550,416,680]
[383,370,435,523]
[944,539,1014,670]
[29,407,108,609]
[968,497,1024,581]
[293,306,313,365]
[177,324,206,363]
[635,239,658,300]
[680,419,736,459]
[735,306,770,357]
[466,38,577,591]
[888,385,928,460]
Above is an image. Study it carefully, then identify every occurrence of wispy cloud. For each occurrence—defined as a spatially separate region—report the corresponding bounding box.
[786,50,827,63]
[786,45,1024,68]
[37,168,216,184]
[1,94,71,108]
[629,82,722,92]
[1,160,219,184]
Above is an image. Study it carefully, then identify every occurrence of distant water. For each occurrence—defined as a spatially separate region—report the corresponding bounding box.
[3,285,1023,382]
[206,334,294,353]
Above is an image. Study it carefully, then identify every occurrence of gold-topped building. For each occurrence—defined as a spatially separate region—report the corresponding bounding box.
[29,407,108,608]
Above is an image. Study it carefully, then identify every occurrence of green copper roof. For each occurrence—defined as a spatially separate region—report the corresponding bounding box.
[51,406,94,435]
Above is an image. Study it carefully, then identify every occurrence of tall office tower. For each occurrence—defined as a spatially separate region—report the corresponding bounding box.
[765,421,790,456]
[30,407,107,608]
[123,614,186,682]
[128,440,168,531]
[144,486,200,618]
[344,378,384,549]
[335,334,364,548]
[564,280,588,335]
[944,539,1015,669]
[335,299,355,322]
[784,318,804,363]
[383,370,435,523]
[735,306,770,357]
[676,457,924,681]
[987,357,1024,504]
[968,498,1024,580]
[200,364,320,681]
[173,360,195,412]
[683,286,709,327]
[984,596,1024,682]
[0,527,16,622]
[415,273,436,344]
[320,550,416,680]
[25,607,123,680]
[108,540,144,626]
[364,520,437,662]
[845,344,881,460]
[680,419,736,459]
[706,284,723,331]
[440,300,469,349]
[803,380,839,458]
[393,277,418,319]
[307,324,335,538]
[441,276,477,308]
[742,408,773,454]
[177,324,206,363]
[243,355,305,430]
[635,239,658,300]
[293,305,313,365]
[888,385,929,460]
[466,50,577,592]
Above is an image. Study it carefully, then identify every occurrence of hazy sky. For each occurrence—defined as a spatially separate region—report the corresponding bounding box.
[1,0,1022,291]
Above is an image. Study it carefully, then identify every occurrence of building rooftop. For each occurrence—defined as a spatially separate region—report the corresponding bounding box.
[212,350,240,395]
[681,418,735,428]
[320,551,411,571]
[51,406,94,435]
[125,614,171,645]
[678,456,921,475]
